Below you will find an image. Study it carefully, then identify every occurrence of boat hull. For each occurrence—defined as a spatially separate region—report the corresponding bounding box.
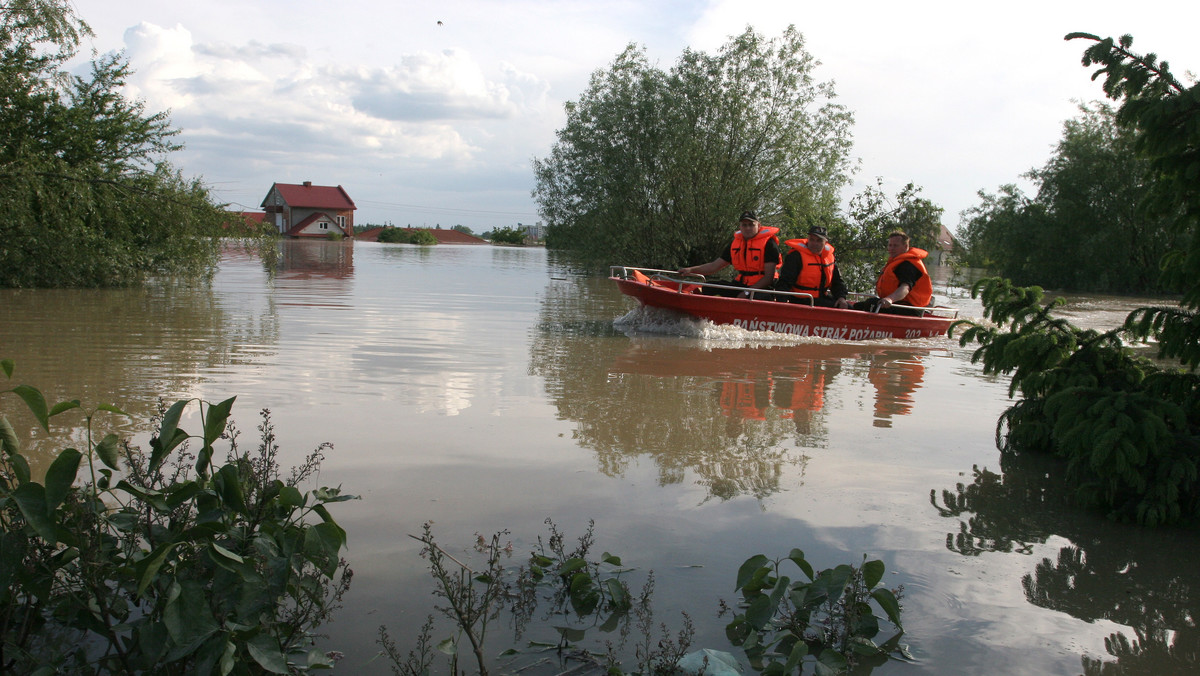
[612,277,954,340]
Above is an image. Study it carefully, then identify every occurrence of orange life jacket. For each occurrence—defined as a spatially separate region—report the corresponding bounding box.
[782,239,835,294]
[875,248,932,307]
[730,226,780,286]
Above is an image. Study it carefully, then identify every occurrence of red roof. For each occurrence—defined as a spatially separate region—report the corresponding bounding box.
[266,182,356,211]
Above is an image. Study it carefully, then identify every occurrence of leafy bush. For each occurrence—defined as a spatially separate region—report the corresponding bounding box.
[0,359,355,673]
[376,228,437,245]
[724,549,907,674]
[952,278,1200,525]
[488,226,525,245]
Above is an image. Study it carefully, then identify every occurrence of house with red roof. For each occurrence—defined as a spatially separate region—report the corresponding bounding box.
[260,181,356,238]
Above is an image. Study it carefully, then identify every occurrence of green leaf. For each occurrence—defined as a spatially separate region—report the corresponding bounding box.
[151,399,190,473]
[278,485,305,509]
[48,399,80,417]
[12,385,50,431]
[604,577,629,610]
[211,542,244,564]
[557,557,587,577]
[554,626,587,643]
[1,416,22,461]
[164,580,220,659]
[203,396,236,447]
[436,637,457,655]
[97,403,131,417]
[870,588,903,629]
[787,548,815,580]
[862,558,885,589]
[94,433,121,470]
[746,594,774,630]
[1,359,12,378]
[601,551,622,565]
[246,633,290,674]
[304,522,345,577]
[736,554,769,590]
[12,483,57,542]
[44,448,81,511]
[136,542,179,596]
[215,464,247,514]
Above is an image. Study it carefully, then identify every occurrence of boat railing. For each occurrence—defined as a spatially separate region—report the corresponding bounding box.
[610,266,958,319]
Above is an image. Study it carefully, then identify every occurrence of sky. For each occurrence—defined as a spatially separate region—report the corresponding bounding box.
[66,0,1199,233]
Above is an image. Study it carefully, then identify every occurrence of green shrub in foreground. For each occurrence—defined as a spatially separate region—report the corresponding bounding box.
[0,359,355,674]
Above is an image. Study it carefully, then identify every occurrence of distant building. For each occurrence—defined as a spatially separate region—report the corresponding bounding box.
[520,222,545,240]
[260,181,356,238]
[930,223,957,266]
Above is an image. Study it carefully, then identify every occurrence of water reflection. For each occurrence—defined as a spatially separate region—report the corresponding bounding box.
[0,267,280,476]
[532,276,936,501]
[932,453,1200,674]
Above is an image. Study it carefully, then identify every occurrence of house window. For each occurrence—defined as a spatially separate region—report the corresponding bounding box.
[336,215,346,228]
[319,222,329,230]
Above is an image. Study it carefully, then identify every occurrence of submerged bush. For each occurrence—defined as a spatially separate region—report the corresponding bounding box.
[0,359,356,673]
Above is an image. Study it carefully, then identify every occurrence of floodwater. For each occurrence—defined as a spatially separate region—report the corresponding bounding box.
[1,240,1196,675]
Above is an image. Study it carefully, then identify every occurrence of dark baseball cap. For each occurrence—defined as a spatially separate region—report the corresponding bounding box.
[739,211,757,222]
[808,225,828,239]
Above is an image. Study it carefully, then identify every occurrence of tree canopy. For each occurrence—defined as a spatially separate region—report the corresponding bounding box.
[952,33,1200,526]
[957,102,1182,294]
[533,26,855,269]
[0,0,239,288]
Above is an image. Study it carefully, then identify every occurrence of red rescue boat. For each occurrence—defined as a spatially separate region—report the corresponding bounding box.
[610,266,957,341]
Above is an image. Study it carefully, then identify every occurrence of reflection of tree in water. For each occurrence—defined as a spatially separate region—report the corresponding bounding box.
[932,452,1200,674]
[2,246,281,475]
[531,274,933,501]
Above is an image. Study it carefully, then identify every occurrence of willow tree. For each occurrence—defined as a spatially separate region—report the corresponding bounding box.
[533,26,855,269]
[0,0,238,288]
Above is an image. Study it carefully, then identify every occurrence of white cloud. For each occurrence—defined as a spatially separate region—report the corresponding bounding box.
[66,0,1200,229]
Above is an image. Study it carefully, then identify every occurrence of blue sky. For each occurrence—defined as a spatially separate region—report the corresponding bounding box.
[70,0,1198,232]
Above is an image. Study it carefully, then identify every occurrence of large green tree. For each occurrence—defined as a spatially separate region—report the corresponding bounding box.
[952,34,1200,525]
[958,102,1181,294]
[0,0,237,288]
[533,26,855,269]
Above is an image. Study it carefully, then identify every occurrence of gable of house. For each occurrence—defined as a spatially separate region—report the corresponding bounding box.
[261,181,356,236]
[286,211,352,238]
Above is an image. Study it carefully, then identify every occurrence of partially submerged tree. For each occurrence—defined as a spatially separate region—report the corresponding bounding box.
[953,34,1200,526]
[533,26,855,269]
[957,103,1181,294]
[0,0,238,287]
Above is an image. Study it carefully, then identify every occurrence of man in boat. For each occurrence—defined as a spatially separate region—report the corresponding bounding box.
[853,231,932,316]
[677,211,780,298]
[773,225,850,308]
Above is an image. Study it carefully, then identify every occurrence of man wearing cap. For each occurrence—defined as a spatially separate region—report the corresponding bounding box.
[774,225,850,308]
[677,211,781,297]
[853,231,932,315]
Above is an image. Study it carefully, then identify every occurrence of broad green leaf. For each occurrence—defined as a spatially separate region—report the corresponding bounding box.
[215,464,247,514]
[48,400,80,417]
[745,594,774,630]
[12,385,50,431]
[1,416,22,460]
[604,577,629,610]
[862,559,885,589]
[164,580,220,659]
[787,548,814,580]
[211,542,244,563]
[94,433,121,470]
[870,588,903,629]
[136,542,179,596]
[97,403,131,417]
[278,485,305,508]
[1,359,12,378]
[7,453,30,485]
[44,448,81,511]
[12,483,57,542]
[151,399,190,472]
[601,551,622,565]
[246,633,289,674]
[304,522,345,577]
[736,554,769,590]
[783,637,809,673]
[557,557,587,577]
[203,396,236,447]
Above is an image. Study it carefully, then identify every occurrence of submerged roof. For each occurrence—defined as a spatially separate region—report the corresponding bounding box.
[265,182,356,210]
